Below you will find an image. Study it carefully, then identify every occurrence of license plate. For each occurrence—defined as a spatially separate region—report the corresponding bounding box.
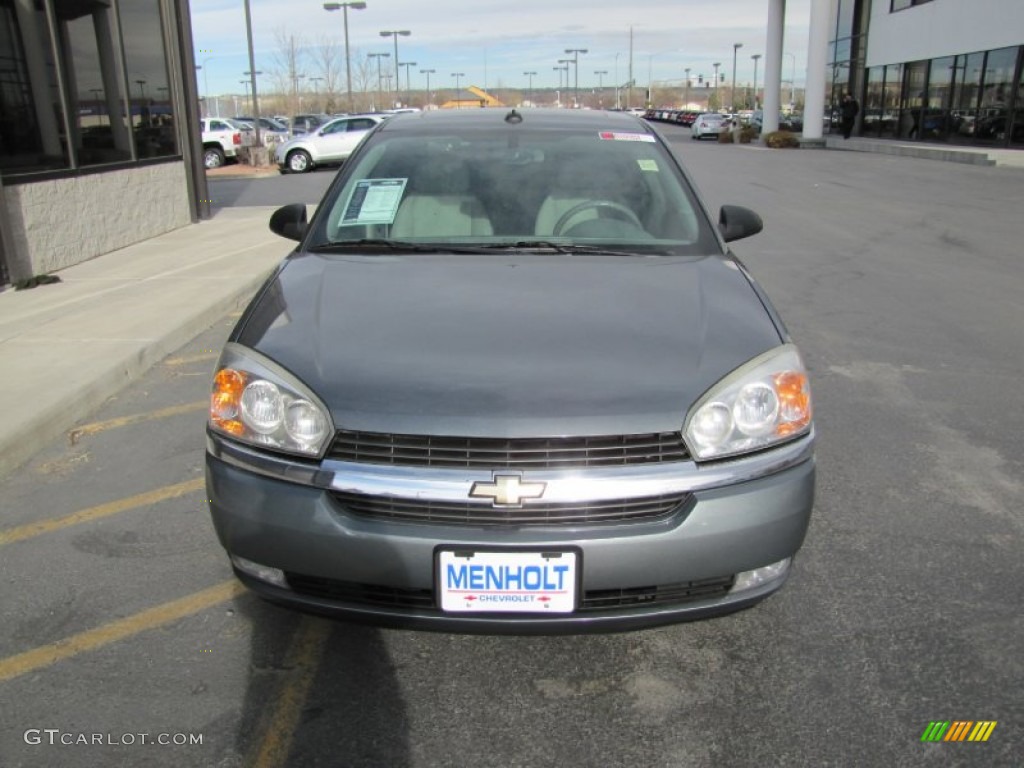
[438,549,577,613]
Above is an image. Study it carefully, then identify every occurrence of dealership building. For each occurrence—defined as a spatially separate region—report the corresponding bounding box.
[0,0,206,287]
[826,0,1023,144]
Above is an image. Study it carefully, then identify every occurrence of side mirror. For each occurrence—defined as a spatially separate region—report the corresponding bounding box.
[269,204,308,242]
[718,205,763,243]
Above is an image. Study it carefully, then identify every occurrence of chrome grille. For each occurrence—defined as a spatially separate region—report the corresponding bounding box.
[326,431,690,468]
[331,491,691,526]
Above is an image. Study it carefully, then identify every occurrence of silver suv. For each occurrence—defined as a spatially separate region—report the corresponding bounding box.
[274,115,386,173]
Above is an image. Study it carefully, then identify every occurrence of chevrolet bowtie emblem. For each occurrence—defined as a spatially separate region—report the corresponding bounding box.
[469,475,547,507]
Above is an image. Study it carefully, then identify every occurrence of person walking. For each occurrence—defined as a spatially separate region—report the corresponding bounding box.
[840,92,859,139]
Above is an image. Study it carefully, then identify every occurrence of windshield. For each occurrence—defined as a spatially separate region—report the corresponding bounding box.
[310,122,719,255]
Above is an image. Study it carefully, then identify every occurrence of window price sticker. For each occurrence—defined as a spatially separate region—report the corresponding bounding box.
[341,178,408,225]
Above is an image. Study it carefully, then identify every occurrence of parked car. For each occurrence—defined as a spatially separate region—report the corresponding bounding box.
[691,113,730,139]
[750,111,803,134]
[233,116,290,145]
[274,114,386,173]
[289,113,331,136]
[200,117,251,168]
[206,108,816,633]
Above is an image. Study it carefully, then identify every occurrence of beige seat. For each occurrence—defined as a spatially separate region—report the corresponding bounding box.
[534,159,637,236]
[391,157,493,237]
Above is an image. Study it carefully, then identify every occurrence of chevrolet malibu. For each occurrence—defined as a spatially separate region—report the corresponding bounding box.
[206,108,815,633]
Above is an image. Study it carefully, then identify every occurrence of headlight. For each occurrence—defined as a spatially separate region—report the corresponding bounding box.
[209,343,332,458]
[684,344,812,461]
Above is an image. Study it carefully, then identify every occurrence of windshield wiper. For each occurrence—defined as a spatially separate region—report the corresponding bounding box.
[309,239,516,255]
[308,239,666,257]
[309,239,449,253]
[473,241,662,257]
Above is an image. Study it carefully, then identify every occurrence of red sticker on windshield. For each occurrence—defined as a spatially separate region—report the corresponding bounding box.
[599,131,656,143]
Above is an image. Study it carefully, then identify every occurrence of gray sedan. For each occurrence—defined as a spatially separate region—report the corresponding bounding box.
[206,108,815,633]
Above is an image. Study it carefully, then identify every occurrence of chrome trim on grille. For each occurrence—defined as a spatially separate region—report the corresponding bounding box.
[207,428,814,505]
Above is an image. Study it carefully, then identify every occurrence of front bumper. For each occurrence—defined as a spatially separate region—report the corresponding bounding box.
[206,432,815,633]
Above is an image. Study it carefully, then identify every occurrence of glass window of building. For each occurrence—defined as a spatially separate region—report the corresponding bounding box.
[1,0,178,179]
[0,0,71,175]
[879,64,903,137]
[900,60,927,139]
[975,46,1017,145]
[864,66,885,136]
[1012,52,1024,147]
[950,52,984,144]
[120,0,177,159]
[921,56,955,141]
[62,3,131,166]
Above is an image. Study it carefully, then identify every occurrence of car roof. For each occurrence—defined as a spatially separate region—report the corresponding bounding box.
[377,108,653,134]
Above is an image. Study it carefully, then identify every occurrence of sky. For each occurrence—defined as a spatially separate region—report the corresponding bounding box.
[190,0,812,99]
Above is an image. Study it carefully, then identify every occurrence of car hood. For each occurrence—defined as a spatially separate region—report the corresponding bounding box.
[235,252,782,437]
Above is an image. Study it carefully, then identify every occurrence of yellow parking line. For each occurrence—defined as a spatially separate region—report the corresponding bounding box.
[69,401,208,443]
[163,352,219,367]
[0,581,245,683]
[0,477,205,547]
[252,617,331,768]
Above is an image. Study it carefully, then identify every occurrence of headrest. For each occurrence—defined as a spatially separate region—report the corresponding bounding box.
[408,156,472,194]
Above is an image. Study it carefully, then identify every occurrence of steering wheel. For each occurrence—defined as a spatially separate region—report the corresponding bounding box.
[552,201,645,236]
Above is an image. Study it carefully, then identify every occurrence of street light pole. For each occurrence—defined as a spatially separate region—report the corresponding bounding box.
[614,53,621,109]
[784,52,796,111]
[684,67,691,108]
[731,43,743,112]
[451,72,465,108]
[309,76,323,111]
[564,48,587,108]
[523,71,537,106]
[380,29,411,108]
[399,61,417,108]
[323,2,367,114]
[368,52,389,112]
[242,0,261,146]
[713,62,721,109]
[420,68,435,107]
[594,70,607,108]
[751,54,762,109]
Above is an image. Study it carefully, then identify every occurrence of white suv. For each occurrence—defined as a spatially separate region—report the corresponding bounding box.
[200,118,253,168]
[274,115,386,173]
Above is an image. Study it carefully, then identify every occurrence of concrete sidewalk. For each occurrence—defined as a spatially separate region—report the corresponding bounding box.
[824,134,1024,167]
[0,206,291,477]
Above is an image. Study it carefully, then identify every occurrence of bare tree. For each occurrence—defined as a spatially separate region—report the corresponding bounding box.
[309,34,342,113]
[271,28,307,116]
[352,49,377,113]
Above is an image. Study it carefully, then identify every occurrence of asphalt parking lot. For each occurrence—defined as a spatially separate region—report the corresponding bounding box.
[1,127,1021,766]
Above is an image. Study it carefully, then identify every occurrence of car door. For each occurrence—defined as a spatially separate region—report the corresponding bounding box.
[312,118,355,162]
[334,118,379,159]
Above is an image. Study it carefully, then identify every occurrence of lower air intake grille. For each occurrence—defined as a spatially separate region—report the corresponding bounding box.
[283,574,736,613]
[580,576,735,610]
[285,574,434,609]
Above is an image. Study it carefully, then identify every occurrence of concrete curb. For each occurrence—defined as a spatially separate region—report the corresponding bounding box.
[0,269,272,478]
[0,207,289,479]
